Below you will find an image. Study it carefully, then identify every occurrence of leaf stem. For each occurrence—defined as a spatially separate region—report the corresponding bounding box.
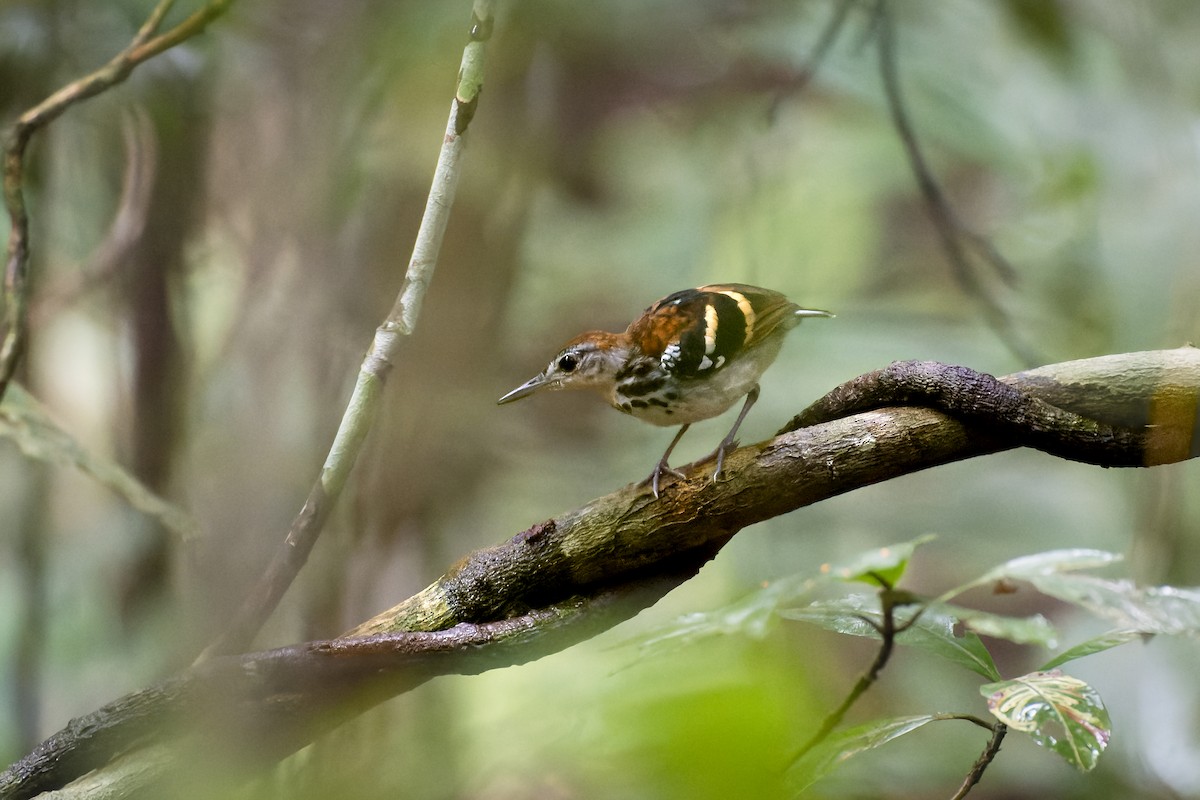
[792,575,912,761]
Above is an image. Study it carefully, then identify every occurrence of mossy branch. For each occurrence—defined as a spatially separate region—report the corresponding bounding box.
[3,348,1197,798]
[352,348,1198,635]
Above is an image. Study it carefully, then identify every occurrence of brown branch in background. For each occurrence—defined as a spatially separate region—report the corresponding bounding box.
[0,560,705,800]
[196,0,499,662]
[767,0,856,116]
[874,0,1043,367]
[0,0,235,400]
[30,108,158,327]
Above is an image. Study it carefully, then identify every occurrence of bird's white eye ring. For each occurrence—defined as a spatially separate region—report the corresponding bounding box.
[557,353,578,372]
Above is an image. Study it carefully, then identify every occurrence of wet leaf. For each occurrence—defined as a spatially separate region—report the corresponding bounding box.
[982,670,1111,771]
[619,573,818,661]
[949,607,1058,648]
[943,549,1122,599]
[1040,630,1148,670]
[788,714,938,792]
[1026,574,1200,637]
[778,593,881,637]
[781,599,1002,680]
[818,534,936,587]
[894,611,1001,681]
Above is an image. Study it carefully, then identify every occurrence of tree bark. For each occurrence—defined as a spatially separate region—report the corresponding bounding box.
[4,348,1197,799]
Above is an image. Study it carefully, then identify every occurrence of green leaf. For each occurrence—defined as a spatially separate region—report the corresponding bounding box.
[778,593,881,637]
[991,549,1124,577]
[1040,630,1148,670]
[1026,574,1200,637]
[621,574,819,659]
[942,549,1122,600]
[896,611,1002,681]
[820,534,937,587]
[788,715,938,792]
[627,537,944,658]
[0,383,198,540]
[981,670,1111,771]
[941,605,1059,648]
[780,599,1002,680]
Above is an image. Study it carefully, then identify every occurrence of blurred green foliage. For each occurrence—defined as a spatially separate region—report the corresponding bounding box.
[2,0,1199,797]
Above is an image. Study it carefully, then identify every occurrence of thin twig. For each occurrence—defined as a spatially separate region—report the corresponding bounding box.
[929,712,998,731]
[950,721,1007,799]
[767,0,856,116]
[134,0,179,47]
[1,0,234,400]
[874,0,1042,367]
[792,574,916,761]
[196,0,498,662]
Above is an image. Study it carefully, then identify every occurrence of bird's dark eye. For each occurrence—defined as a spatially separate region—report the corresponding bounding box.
[557,354,578,372]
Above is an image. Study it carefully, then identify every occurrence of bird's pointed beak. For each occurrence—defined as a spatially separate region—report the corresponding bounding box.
[497,373,552,405]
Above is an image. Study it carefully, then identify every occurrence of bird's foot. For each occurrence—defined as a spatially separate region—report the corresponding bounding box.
[640,458,688,499]
[671,438,740,485]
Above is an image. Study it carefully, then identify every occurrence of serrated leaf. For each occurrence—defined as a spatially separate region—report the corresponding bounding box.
[981,670,1111,771]
[788,714,937,792]
[1027,574,1200,637]
[942,549,1123,599]
[1040,630,1148,670]
[0,384,198,540]
[818,534,936,587]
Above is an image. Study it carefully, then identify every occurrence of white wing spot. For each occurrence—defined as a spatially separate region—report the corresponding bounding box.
[661,342,682,370]
[699,355,714,370]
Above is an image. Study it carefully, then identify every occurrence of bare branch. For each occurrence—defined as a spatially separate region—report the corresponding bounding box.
[875,1,1042,367]
[30,108,158,326]
[1,563,702,800]
[352,348,1198,636]
[767,0,856,115]
[197,0,499,661]
[3,348,1196,797]
[1,0,235,399]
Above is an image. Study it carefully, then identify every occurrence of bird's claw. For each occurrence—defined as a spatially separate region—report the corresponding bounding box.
[709,438,738,484]
[642,459,688,498]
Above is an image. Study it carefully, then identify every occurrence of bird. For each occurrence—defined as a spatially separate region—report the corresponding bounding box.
[498,283,833,497]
